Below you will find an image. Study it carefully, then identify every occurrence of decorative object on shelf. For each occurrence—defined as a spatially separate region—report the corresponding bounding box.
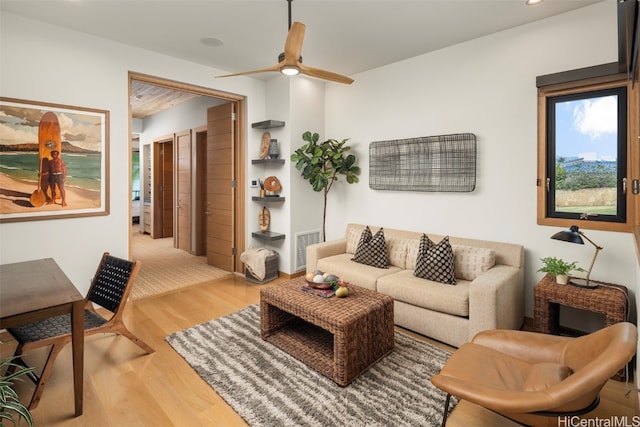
[259,206,270,232]
[550,225,602,288]
[291,131,360,241]
[259,132,271,159]
[258,179,266,198]
[268,139,280,159]
[536,256,585,285]
[369,133,476,192]
[263,176,282,194]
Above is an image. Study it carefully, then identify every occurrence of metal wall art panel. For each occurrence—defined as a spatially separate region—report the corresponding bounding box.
[369,133,476,192]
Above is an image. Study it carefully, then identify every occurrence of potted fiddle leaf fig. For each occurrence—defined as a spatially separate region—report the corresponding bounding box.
[537,257,585,285]
[0,356,35,426]
[291,131,360,241]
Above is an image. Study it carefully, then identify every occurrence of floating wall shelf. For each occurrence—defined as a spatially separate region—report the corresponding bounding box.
[252,231,286,241]
[251,120,285,129]
[252,196,285,202]
[251,159,285,165]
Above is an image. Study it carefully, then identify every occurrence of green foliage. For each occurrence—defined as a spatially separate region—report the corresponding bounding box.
[291,131,360,193]
[0,357,34,427]
[537,256,585,276]
[555,163,616,191]
[291,131,360,240]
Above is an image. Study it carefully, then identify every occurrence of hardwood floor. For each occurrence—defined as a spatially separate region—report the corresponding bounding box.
[1,274,637,426]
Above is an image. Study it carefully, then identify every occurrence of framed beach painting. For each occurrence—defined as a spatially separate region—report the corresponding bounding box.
[0,97,109,222]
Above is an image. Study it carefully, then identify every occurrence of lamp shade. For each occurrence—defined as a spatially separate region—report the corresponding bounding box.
[549,225,602,288]
[551,225,584,245]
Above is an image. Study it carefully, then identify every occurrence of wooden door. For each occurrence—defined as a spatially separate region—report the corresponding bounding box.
[161,141,174,238]
[176,130,191,252]
[153,137,174,239]
[206,103,235,271]
[194,127,207,256]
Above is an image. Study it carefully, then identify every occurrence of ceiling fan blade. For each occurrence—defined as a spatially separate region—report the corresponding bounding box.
[216,64,281,79]
[283,21,305,64]
[298,63,354,85]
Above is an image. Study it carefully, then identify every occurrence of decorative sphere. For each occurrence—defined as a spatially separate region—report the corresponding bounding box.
[313,274,325,283]
[325,274,339,283]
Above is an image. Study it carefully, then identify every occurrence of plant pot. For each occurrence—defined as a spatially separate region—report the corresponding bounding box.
[555,274,568,285]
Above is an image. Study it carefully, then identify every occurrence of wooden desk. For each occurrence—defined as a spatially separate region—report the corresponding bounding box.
[0,258,84,416]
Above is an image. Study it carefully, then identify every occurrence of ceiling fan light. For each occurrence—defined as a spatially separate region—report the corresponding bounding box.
[280,65,300,76]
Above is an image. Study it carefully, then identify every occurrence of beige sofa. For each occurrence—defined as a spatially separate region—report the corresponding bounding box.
[306,224,525,347]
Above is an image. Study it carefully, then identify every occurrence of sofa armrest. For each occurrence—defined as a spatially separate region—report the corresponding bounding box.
[306,238,347,274]
[468,265,524,341]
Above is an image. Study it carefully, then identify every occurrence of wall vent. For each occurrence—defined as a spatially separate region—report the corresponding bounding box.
[295,230,321,271]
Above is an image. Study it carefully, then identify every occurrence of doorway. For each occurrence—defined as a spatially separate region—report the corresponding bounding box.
[128,72,246,273]
[153,135,173,239]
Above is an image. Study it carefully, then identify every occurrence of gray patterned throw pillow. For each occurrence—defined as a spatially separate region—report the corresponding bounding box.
[414,234,456,284]
[351,226,389,269]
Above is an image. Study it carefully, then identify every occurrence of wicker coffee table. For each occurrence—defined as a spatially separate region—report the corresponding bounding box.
[260,277,394,386]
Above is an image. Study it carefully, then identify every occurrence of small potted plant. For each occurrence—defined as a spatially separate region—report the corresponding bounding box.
[537,256,585,284]
[0,355,35,426]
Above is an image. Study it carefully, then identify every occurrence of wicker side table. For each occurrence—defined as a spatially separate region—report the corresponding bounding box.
[533,274,630,380]
[533,274,629,335]
[260,277,394,386]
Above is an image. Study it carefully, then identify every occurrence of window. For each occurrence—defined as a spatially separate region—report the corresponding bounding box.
[547,87,627,222]
[537,77,637,233]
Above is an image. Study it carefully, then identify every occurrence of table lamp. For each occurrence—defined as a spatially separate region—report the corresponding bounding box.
[551,225,602,288]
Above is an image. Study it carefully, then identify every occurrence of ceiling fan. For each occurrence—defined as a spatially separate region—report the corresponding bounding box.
[216,0,353,85]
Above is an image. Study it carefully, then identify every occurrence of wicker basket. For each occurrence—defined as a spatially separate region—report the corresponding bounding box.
[245,252,279,284]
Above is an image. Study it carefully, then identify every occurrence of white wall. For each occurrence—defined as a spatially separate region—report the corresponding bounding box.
[323,1,637,330]
[0,13,267,295]
[1,2,637,334]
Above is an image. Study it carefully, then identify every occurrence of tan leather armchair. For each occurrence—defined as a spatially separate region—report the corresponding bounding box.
[431,322,637,427]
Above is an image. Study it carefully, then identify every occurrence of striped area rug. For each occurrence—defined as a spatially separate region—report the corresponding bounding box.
[166,304,457,426]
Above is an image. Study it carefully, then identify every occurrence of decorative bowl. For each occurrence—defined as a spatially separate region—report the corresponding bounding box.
[305,280,336,290]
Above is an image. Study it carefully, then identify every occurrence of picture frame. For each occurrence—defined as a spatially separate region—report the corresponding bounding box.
[0,97,110,222]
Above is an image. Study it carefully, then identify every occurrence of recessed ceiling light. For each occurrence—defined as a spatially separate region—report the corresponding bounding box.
[526,0,543,4]
[200,37,224,47]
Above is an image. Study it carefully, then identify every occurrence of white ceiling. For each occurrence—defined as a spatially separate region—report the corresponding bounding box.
[2,0,604,82]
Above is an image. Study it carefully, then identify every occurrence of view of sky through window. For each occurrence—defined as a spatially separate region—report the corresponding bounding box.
[552,92,620,217]
[555,95,618,161]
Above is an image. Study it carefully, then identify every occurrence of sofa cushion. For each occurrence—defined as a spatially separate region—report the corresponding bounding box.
[377,270,470,317]
[414,235,456,285]
[346,227,362,254]
[386,237,409,269]
[317,254,401,291]
[352,226,388,269]
[406,239,420,270]
[453,245,496,281]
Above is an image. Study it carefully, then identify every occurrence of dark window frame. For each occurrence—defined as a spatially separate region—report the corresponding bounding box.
[537,76,636,234]
[545,86,628,224]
